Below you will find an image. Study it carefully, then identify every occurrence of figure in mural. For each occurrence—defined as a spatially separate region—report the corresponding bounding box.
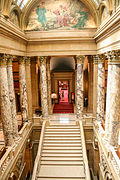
[53,5,69,27]
[36,2,47,28]
[72,11,88,28]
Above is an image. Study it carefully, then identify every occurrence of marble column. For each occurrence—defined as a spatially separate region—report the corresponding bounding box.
[7,56,19,140]
[93,56,98,117]
[105,51,120,146]
[25,57,33,120]
[46,58,52,114]
[19,57,28,123]
[0,54,14,146]
[76,55,84,119]
[75,59,77,113]
[88,57,93,112]
[96,55,105,123]
[39,56,48,118]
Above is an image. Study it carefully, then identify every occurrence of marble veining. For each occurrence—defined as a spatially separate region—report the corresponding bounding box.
[40,57,48,117]
[19,58,28,122]
[108,64,120,146]
[7,61,19,139]
[0,64,14,146]
[76,57,84,119]
[96,62,105,123]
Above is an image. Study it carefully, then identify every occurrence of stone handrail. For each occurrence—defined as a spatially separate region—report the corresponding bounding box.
[0,122,32,180]
[0,146,13,176]
[110,146,120,176]
[79,120,91,180]
[94,122,120,179]
[32,120,47,180]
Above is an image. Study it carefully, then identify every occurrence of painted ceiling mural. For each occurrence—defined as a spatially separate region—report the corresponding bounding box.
[26,0,96,31]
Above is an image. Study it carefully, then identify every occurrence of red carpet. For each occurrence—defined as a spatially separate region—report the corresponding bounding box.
[53,102,74,113]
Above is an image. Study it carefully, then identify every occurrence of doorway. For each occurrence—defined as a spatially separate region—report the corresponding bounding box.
[58,81,69,103]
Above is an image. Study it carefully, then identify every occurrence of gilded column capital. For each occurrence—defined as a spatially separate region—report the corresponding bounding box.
[19,56,26,64]
[25,57,31,65]
[0,54,9,66]
[7,55,13,66]
[93,54,105,64]
[106,50,120,64]
[76,55,85,64]
[39,56,47,64]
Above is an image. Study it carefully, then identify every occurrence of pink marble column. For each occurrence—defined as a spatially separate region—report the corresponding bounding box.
[39,56,48,118]
[0,54,14,146]
[96,55,105,123]
[105,51,120,146]
[76,55,84,119]
[7,56,19,140]
[19,57,28,123]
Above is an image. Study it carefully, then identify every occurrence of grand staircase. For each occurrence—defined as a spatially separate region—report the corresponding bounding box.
[32,121,90,180]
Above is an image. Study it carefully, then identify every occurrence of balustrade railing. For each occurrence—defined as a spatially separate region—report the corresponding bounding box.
[0,122,32,180]
[32,120,48,180]
[94,121,120,179]
[79,120,91,180]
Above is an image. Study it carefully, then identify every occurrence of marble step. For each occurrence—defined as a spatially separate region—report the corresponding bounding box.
[46,126,79,129]
[43,143,82,147]
[42,146,82,150]
[41,157,83,161]
[44,134,81,137]
[41,154,83,157]
[45,129,80,132]
[45,132,80,134]
[37,166,85,178]
[40,161,84,165]
[42,150,83,154]
[43,136,81,141]
[43,140,81,144]
[49,124,78,127]
[37,178,85,180]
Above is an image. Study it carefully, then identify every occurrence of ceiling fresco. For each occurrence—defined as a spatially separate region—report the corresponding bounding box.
[26,0,96,31]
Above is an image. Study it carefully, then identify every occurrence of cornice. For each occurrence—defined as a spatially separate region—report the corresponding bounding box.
[25,29,97,42]
[0,14,28,42]
[94,6,120,42]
